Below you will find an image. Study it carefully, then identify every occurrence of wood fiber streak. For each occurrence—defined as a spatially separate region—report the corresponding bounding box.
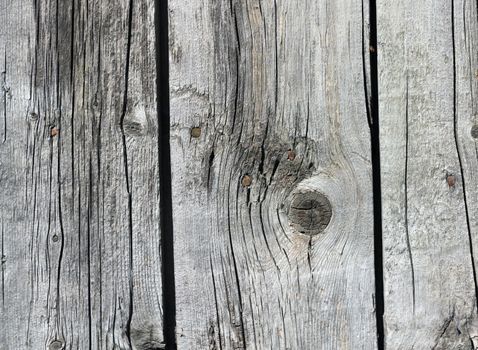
[0,0,163,349]
[169,0,376,348]
[378,0,478,348]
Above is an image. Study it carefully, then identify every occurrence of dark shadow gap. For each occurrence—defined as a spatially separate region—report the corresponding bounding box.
[155,0,177,348]
[369,0,385,348]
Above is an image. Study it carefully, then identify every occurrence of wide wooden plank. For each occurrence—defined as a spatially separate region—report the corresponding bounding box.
[378,0,478,348]
[0,0,163,349]
[169,0,377,348]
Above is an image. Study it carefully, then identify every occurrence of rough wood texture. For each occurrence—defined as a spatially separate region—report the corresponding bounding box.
[0,0,163,349]
[378,0,478,348]
[169,0,377,348]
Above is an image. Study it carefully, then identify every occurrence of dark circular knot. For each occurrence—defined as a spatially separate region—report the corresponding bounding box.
[471,124,478,139]
[190,126,202,138]
[288,191,332,235]
[49,340,63,350]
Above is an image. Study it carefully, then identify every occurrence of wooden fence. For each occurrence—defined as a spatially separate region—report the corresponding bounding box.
[1,0,478,349]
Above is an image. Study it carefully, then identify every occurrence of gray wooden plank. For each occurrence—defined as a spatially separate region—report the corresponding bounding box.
[378,0,478,348]
[0,0,41,347]
[0,1,163,349]
[169,0,377,348]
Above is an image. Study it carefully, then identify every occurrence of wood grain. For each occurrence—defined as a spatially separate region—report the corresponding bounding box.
[0,0,163,349]
[378,0,478,348]
[169,0,377,348]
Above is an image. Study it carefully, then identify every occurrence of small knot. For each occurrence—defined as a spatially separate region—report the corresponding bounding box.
[447,174,456,187]
[287,149,296,161]
[48,340,63,350]
[241,174,252,188]
[190,126,201,138]
[50,127,59,137]
[288,191,332,235]
[123,120,144,136]
[471,124,478,139]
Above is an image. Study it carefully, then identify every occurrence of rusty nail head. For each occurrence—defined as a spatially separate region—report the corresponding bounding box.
[191,127,201,138]
[241,174,252,187]
[447,175,456,187]
[287,149,296,161]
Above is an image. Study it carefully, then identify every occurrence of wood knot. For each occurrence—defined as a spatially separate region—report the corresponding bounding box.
[130,323,165,350]
[48,340,63,350]
[123,120,144,136]
[288,191,332,235]
[287,149,296,161]
[50,127,59,137]
[447,174,456,187]
[241,174,252,188]
[471,124,478,139]
[190,126,201,138]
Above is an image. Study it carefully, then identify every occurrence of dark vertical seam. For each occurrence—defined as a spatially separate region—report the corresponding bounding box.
[2,48,6,144]
[87,156,93,350]
[53,0,66,345]
[210,254,224,350]
[95,19,103,348]
[55,77,66,349]
[361,0,372,129]
[154,0,177,348]
[70,0,76,244]
[451,0,478,307]
[404,74,416,314]
[1,220,4,308]
[226,183,246,348]
[119,0,134,344]
[369,0,384,348]
[273,0,278,112]
[231,1,241,137]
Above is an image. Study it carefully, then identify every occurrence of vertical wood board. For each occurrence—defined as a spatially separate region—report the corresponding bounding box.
[378,0,478,348]
[0,1,163,349]
[169,0,377,348]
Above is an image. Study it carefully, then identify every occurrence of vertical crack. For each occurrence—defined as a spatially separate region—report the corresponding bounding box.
[2,48,7,144]
[119,0,134,344]
[209,254,224,350]
[226,190,246,348]
[155,0,177,348]
[404,74,416,314]
[1,219,4,308]
[361,0,372,129]
[368,0,384,348]
[451,0,478,308]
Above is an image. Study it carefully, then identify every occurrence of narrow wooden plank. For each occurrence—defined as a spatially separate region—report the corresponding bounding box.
[378,0,478,348]
[169,0,377,348]
[0,0,163,349]
[0,0,40,347]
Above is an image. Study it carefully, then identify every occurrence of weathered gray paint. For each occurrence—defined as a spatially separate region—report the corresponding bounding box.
[169,0,376,348]
[378,0,478,348]
[2,0,478,349]
[0,0,163,349]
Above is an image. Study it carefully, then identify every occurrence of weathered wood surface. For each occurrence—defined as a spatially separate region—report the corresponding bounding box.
[378,0,478,348]
[169,0,377,348]
[5,0,478,349]
[0,0,163,349]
